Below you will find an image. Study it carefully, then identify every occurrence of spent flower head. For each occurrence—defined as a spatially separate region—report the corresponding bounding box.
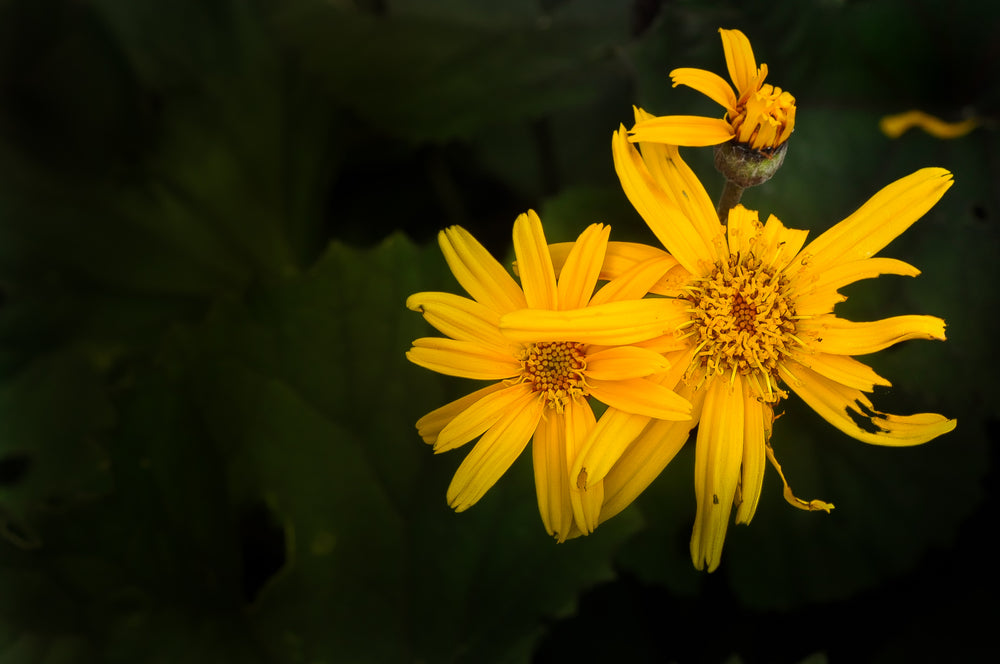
[406,211,691,541]
[566,114,955,572]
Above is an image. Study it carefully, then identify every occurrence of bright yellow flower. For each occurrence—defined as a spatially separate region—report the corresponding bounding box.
[406,211,691,542]
[880,110,979,139]
[629,28,796,152]
[557,112,955,571]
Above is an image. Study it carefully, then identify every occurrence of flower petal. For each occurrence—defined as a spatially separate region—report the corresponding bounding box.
[564,400,601,536]
[726,205,762,257]
[755,213,809,272]
[589,255,681,305]
[720,28,759,94]
[439,226,527,313]
[690,374,746,573]
[787,351,891,392]
[791,257,920,316]
[734,389,769,525]
[532,407,573,541]
[435,383,535,453]
[584,346,672,380]
[558,223,611,309]
[416,382,508,445]
[628,115,735,147]
[879,110,979,139]
[780,362,957,446]
[588,377,691,421]
[800,314,946,355]
[512,210,559,310]
[573,407,652,491]
[670,67,737,111]
[788,168,953,278]
[406,291,507,348]
[447,390,545,511]
[501,298,689,346]
[613,126,719,275]
[765,443,834,512]
[407,337,520,380]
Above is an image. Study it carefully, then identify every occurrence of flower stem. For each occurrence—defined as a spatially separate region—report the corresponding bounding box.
[716,179,744,224]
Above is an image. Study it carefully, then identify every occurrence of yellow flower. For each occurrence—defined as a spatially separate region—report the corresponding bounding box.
[558,112,955,571]
[880,110,979,139]
[629,28,796,153]
[406,211,691,542]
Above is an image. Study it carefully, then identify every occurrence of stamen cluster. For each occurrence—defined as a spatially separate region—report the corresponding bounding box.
[518,342,588,412]
[681,252,798,401]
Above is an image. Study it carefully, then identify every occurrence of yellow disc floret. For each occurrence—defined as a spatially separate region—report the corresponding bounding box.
[518,341,588,412]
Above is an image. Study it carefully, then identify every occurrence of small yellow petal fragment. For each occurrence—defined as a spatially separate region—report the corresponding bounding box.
[880,110,979,139]
[765,443,834,512]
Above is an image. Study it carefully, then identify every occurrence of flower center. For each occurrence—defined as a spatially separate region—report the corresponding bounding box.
[518,341,588,412]
[681,253,798,402]
[728,83,796,152]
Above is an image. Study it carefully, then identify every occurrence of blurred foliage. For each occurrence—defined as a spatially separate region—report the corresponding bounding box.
[0,0,997,662]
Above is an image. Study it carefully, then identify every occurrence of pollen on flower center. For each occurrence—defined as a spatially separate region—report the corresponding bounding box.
[518,341,588,412]
[728,84,796,152]
[681,253,798,402]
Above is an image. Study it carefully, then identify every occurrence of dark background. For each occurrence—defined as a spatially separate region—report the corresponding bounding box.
[0,0,997,662]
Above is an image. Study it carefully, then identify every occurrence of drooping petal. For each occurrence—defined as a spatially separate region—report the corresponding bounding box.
[406,291,507,348]
[628,115,735,147]
[434,382,535,453]
[632,108,724,257]
[791,257,920,316]
[670,67,738,110]
[407,337,520,380]
[584,346,672,380]
[447,390,545,511]
[799,314,946,355]
[500,298,689,346]
[438,226,527,313]
[765,443,834,512]
[512,210,559,310]
[557,223,611,309]
[532,407,573,541]
[787,351,891,392]
[719,28,759,93]
[415,382,508,445]
[734,383,770,525]
[788,168,953,278]
[690,374,746,573]
[780,362,957,446]
[564,400,601,536]
[613,126,718,275]
[588,376,692,421]
[600,383,703,523]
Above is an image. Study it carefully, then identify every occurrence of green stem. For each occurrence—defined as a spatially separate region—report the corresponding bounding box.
[716,179,745,224]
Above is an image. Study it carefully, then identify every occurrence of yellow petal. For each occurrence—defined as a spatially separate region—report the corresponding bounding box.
[416,382,508,445]
[791,257,920,316]
[600,383,703,523]
[584,346,672,380]
[670,67,737,111]
[439,226,527,313]
[628,115,735,147]
[447,390,545,511]
[435,383,535,453]
[781,362,957,446]
[512,210,559,310]
[725,205,762,257]
[532,408,574,541]
[589,255,680,305]
[765,443,834,512]
[406,291,507,348]
[407,337,520,380]
[573,407,652,491]
[789,168,953,278]
[690,374,746,573]
[547,240,665,281]
[500,298,688,346]
[879,110,979,140]
[719,28,758,93]
[632,107,724,257]
[613,126,718,275]
[564,399,601,536]
[755,213,809,271]
[734,386,770,525]
[787,351,891,392]
[588,376,691,421]
[800,314,946,355]
[558,223,610,309]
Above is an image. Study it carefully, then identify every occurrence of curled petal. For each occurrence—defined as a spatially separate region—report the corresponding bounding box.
[670,67,737,110]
